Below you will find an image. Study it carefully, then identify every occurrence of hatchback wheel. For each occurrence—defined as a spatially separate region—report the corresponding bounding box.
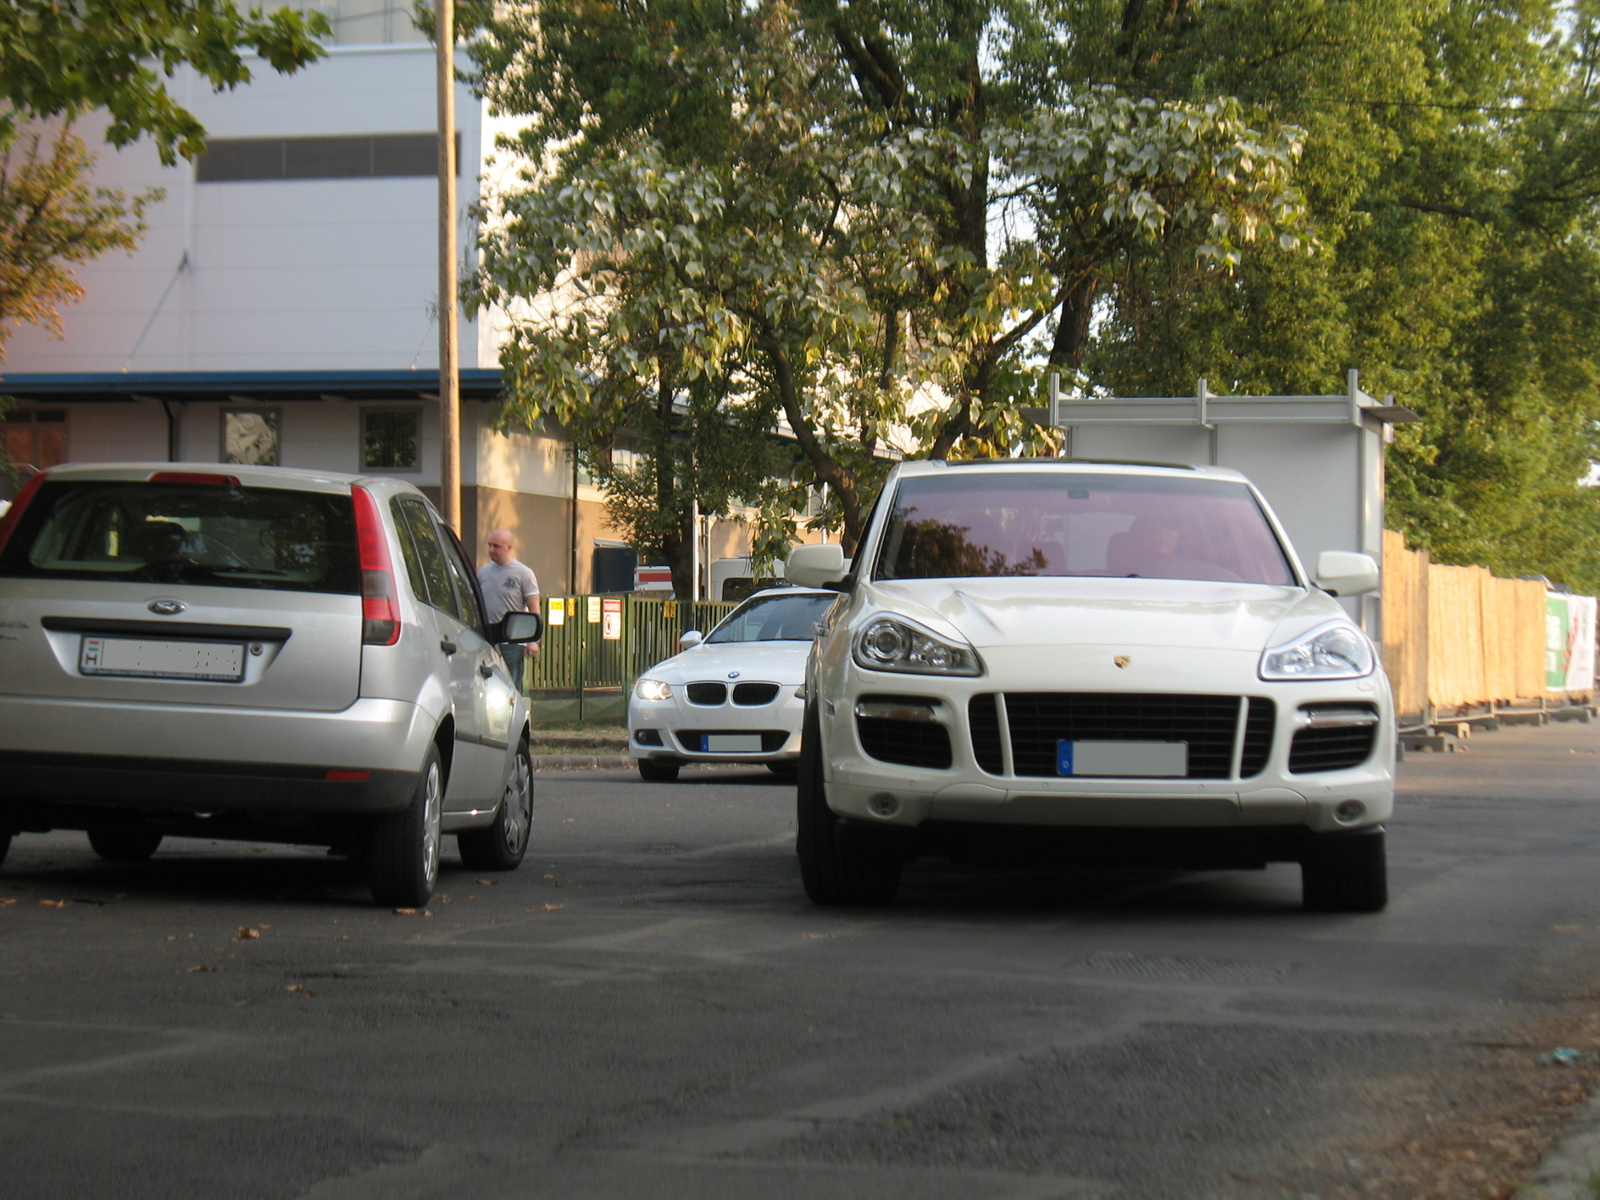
[1301,829,1387,912]
[638,758,681,783]
[368,743,443,907]
[458,740,533,871]
[87,826,163,863]
[796,704,902,906]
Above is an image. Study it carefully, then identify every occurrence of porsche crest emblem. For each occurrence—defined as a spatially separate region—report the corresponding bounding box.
[1113,655,1131,669]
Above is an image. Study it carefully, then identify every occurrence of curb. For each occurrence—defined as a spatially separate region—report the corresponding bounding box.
[532,753,633,771]
[1516,1088,1600,1199]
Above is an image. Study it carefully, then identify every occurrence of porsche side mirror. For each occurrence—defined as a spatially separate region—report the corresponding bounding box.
[786,542,848,588]
[1314,551,1379,597]
[679,630,703,650]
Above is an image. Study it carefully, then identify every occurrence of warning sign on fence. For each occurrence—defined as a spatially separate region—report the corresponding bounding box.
[586,596,601,624]
[547,598,564,626]
[602,597,622,641]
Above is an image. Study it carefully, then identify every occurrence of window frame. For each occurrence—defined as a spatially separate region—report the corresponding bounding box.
[359,405,423,474]
[220,407,282,467]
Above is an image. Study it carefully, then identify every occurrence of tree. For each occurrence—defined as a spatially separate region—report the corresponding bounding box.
[0,129,150,366]
[0,0,329,475]
[1065,0,1600,594]
[0,0,328,164]
[470,0,1310,580]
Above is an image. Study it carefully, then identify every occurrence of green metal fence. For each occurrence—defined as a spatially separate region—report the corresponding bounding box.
[521,595,736,724]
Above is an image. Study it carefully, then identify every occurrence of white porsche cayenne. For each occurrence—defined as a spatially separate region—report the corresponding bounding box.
[787,459,1394,912]
[629,587,841,781]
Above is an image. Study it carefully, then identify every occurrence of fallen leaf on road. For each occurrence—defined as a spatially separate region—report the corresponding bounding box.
[186,965,218,973]
[0,898,15,907]
[1550,925,1584,932]
[563,818,575,824]
[440,895,454,904]
[38,899,65,909]
[543,903,563,912]
[392,908,417,915]
[474,879,497,886]
[235,927,261,940]
[801,933,834,940]
[283,984,315,997]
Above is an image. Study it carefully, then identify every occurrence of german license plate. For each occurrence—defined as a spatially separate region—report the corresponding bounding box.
[80,636,246,682]
[705,733,762,752]
[1057,740,1187,777]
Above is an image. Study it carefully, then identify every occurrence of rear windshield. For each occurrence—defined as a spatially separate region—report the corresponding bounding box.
[0,479,360,594]
[876,472,1296,586]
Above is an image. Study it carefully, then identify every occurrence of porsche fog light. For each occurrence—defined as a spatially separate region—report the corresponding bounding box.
[868,793,901,818]
[853,616,981,676]
[634,677,673,702]
[1260,620,1374,680]
[1335,800,1367,824]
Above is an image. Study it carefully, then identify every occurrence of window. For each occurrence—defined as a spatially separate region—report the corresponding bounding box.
[1,411,67,497]
[391,496,453,617]
[362,409,420,471]
[877,472,1296,586]
[222,410,280,466]
[196,133,457,182]
[0,478,359,595]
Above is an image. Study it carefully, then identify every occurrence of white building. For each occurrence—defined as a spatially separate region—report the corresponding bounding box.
[0,20,770,592]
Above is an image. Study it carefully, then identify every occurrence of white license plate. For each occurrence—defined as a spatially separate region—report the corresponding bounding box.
[1057,740,1187,777]
[80,636,246,682]
[705,733,762,753]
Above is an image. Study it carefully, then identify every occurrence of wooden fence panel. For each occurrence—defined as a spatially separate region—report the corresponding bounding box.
[1428,562,1490,708]
[1381,530,1429,720]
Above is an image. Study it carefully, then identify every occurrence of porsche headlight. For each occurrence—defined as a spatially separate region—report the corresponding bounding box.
[1260,620,1375,680]
[853,615,982,676]
[634,677,673,701]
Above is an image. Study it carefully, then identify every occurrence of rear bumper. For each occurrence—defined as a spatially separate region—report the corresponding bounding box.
[0,751,416,822]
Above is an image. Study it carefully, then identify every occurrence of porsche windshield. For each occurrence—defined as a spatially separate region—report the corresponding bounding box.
[875,471,1296,585]
[707,592,837,643]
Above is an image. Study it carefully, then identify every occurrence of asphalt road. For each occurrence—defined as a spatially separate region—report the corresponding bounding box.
[3,719,1600,1200]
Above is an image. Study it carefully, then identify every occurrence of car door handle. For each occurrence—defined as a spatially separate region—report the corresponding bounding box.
[478,660,495,678]
[440,639,457,655]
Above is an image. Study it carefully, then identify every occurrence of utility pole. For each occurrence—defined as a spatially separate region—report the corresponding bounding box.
[435,0,461,531]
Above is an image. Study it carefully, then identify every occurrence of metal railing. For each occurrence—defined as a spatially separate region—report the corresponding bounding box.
[520,595,736,723]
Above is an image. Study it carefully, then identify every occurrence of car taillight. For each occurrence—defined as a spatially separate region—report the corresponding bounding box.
[351,485,400,646]
[0,471,48,559]
[148,471,241,486]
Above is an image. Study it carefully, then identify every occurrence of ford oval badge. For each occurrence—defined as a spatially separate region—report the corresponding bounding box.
[148,599,186,616]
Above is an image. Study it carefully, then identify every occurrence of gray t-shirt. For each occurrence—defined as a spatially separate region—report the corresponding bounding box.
[478,558,540,625]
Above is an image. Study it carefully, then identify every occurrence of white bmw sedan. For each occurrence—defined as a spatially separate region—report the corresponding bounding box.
[629,588,841,781]
[787,459,1394,912]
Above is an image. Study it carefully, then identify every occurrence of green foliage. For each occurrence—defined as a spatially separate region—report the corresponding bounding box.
[471,0,1311,573]
[0,0,329,164]
[1073,0,1600,594]
[0,130,151,364]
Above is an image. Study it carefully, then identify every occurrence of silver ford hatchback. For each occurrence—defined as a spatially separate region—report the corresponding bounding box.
[0,463,541,905]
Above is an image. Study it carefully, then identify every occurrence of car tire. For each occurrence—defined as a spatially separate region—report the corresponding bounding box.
[638,758,681,783]
[1301,829,1387,913]
[87,826,163,863]
[0,833,10,869]
[458,739,534,871]
[368,742,443,907]
[796,703,902,906]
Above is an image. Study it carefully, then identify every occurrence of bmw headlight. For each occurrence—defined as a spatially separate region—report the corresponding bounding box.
[634,677,673,701]
[1260,620,1375,680]
[853,615,982,676]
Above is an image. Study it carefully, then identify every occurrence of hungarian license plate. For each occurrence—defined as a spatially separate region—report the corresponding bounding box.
[704,733,762,752]
[80,636,246,682]
[1057,740,1187,777]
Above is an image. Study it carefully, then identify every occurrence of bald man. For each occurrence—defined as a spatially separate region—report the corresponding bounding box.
[478,528,540,687]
